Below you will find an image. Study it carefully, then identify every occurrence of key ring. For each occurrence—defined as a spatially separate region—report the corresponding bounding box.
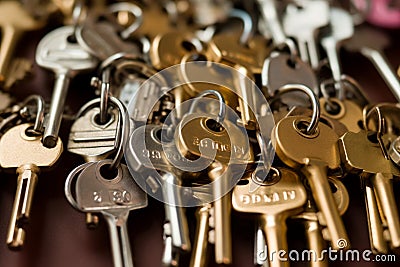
[75,96,129,171]
[229,9,254,45]
[273,84,320,135]
[189,90,226,124]
[21,95,45,135]
[363,105,389,159]
[108,2,143,39]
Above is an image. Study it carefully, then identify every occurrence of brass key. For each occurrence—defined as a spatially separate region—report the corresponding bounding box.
[0,123,63,248]
[233,166,307,267]
[176,105,254,264]
[339,130,400,252]
[0,1,44,88]
[272,115,350,249]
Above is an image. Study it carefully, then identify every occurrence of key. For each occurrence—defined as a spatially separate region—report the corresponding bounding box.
[256,0,287,46]
[175,108,254,264]
[320,7,354,95]
[319,97,363,134]
[283,0,330,69]
[0,1,44,87]
[65,159,147,267]
[344,25,400,102]
[206,9,271,75]
[272,115,350,249]
[262,52,319,106]
[232,166,307,267]
[36,25,98,148]
[126,125,193,255]
[0,123,63,248]
[150,31,203,70]
[339,130,400,252]
[68,105,119,162]
[190,204,212,267]
[68,102,120,228]
[76,4,142,61]
[293,177,349,267]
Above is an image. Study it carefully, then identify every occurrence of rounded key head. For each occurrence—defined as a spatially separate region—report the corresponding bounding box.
[324,8,354,41]
[68,107,118,160]
[0,123,63,168]
[272,116,340,169]
[176,114,254,165]
[207,34,270,74]
[75,160,148,213]
[232,167,307,215]
[35,26,98,72]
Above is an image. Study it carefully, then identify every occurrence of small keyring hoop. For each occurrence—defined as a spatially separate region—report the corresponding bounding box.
[75,97,129,170]
[108,2,143,39]
[64,162,94,211]
[229,9,254,45]
[363,105,389,158]
[274,84,320,135]
[189,90,226,124]
[72,0,84,37]
[21,95,45,135]
[270,38,299,64]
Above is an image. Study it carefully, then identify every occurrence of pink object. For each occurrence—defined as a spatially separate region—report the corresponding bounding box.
[353,0,400,28]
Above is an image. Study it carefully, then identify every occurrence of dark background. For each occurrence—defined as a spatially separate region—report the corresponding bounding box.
[0,16,399,267]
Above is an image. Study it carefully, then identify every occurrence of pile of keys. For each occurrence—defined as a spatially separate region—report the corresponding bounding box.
[0,0,399,266]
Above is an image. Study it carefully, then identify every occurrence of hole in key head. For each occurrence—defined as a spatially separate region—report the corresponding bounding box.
[205,118,225,133]
[324,101,341,116]
[67,34,78,44]
[253,167,281,185]
[99,164,119,180]
[181,41,196,52]
[93,112,112,126]
[237,179,249,186]
[329,180,338,193]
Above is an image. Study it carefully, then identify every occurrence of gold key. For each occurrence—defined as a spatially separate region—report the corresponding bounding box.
[272,115,350,250]
[0,123,63,249]
[232,166,307,267]
[0,1,44,88]
[176,106,253,264]
[339,130,400,252]
[319,97,363,134]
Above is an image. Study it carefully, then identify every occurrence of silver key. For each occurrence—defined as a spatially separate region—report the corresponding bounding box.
[65,160,147,267]
[126,124,191,254]
[36,25,98,148]
[320,7,354,96]
[257,0,287,46]
[262,51,319,106]
[68,105,119,162]
[344,25,400,102]
[283,0,330,69]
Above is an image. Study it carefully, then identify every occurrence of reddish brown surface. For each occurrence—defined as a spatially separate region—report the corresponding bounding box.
[0,22,399,267]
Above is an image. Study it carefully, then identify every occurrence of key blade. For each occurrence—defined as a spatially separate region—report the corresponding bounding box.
[7,164,40,249]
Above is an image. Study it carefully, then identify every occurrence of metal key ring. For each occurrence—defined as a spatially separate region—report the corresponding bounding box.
[189,90,226,124]
[64,162,94,211]
[21,95,45,135]
[108,2,143,39]
[75,97,129,170]
[274,84,320,135]
[229,9,254,45]
[363,105,389,158]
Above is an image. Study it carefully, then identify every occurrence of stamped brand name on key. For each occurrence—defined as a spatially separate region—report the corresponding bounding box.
[193,137,246,154]
[239,190,297,205]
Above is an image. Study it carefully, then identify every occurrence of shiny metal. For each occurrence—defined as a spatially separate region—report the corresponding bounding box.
[190,205,212,267]
[257,0,287,46]
[320,8,354,97]
[0,123,63,249]
[189,90,226,124]
[35,26,97,148]
[389,136,400,166]
[273,84,320,135]
[283,0,330,69]
[65,160,148,267]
